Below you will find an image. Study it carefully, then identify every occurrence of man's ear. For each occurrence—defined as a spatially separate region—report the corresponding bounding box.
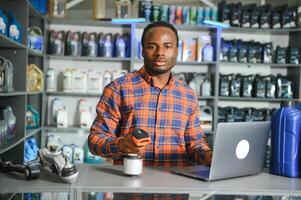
[142,48,145,58]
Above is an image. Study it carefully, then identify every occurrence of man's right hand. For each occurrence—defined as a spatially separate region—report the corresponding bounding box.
[118,134,145,155]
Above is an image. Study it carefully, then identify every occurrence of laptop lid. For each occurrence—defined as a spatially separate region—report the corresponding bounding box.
[209,121,270,181]
[172,121,270,181]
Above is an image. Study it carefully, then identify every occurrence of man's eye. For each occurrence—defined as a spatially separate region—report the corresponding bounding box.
[165,45,172,49]
[148,45,155,49]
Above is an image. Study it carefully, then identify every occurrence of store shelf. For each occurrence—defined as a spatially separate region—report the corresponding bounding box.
[48,18,131,28]
[26,128,42,139]
[204,130,214,134]
[137,22,217,31]
[0,34,26,49]
[45,126,89,133]
[133,59,216,65]
[223,27,301,35]
[46,91,101,97]
[0,91,26,97]
[28,48,43,57]
[219,62,301,68]
[46,55,131,62]
[28,1,46,19]
[218,97,299,102]
[198,96,216,100]
[0,136,24,155]
[27,91,43,95]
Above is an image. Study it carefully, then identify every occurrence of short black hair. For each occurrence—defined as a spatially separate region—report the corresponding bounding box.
[141,21,179,48]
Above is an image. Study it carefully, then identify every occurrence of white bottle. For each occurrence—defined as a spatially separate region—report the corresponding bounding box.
[57,108,68,128]
[63,69,72,92]
[87,70,103,94]
[46,68,56,91]
[201,78,211,96]
[103,71,112,87]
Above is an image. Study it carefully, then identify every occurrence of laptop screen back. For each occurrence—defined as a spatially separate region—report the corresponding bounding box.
[209,121,270,181]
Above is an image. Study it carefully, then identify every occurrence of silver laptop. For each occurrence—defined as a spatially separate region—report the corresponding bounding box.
[172,121,270,181]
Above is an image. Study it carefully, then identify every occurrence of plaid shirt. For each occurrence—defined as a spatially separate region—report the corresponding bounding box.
[89,67,212,166]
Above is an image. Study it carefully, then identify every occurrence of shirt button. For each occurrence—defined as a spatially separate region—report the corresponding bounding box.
[156,145,159,148]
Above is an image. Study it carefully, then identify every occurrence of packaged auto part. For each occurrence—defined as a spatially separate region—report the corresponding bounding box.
[63,68,72,92]
[288,6,298,28]
[219,74,231,96]
[218,107,227,123]
[241,74,254,97]
[250,5,260,28]
[264,75,276,98]
[202,43,214,62]
[255,42,263,63]
[48,30,65,55]
[51,98,65,125]
[252,108,265,121]
[175,5,183,25]
[26,105,40,129]
[230,3,241,27]
[247,42,257,63]
[218,1,231,25]
[225,106,235,122]
[287,47,300,64]
[253,74,266,98]
[241,4,252,27]
[65,31,81,56]
[276,75,293,99]
[262,42,273,64]
[281,5,291,28]
[138,0,152,22]
[230,73,241,97]
[48,0,66,18]
[220,39,230,62]
[258,4,272,28]
[174,73,187,85]
[237,40,248,63]
[244,107,253,122]
[272,6,281,28]
[229,40,238,63]
[0,56,14,92]
[197,7,204,25]
[24,137,39,162]
[28,26,43,52]
[123,33,131,58]
[78,99,93,129]
[199,106,213,131]
[275,46,287,64]
[233,107,245,122]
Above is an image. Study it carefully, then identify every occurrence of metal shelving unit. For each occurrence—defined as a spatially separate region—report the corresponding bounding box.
[45,55,131,62]
[46,91,101,97]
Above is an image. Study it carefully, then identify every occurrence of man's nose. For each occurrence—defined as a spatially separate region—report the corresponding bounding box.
[155,46,165,56]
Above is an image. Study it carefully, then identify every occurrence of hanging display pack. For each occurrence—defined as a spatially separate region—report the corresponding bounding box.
[0,56,14,93]
[27,64,44,92]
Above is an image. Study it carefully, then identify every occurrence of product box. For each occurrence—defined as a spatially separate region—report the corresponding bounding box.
[197,35,211,62]
[182,39,197,62]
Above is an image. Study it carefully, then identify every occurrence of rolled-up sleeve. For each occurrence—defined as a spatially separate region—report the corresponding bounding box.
[88,82,122,158]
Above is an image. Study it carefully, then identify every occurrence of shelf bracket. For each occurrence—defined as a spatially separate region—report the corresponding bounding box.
[200,0,217,8]
[66,0,85,10]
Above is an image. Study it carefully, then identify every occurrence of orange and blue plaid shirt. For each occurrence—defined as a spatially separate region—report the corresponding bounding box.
[89,66,212,167]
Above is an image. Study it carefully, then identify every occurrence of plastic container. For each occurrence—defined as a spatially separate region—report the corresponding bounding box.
[270,102,301,177]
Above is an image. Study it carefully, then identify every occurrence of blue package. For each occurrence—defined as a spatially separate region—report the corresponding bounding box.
[0,9,8,36]
[123,33,131,58]
[38,0,48,15]
[114,33,126,58]
[3,11,22,43]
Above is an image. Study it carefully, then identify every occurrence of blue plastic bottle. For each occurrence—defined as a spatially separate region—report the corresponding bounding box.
[270,102,301,177]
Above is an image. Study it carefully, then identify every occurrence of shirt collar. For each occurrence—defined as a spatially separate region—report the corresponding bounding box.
[138,66,175,89]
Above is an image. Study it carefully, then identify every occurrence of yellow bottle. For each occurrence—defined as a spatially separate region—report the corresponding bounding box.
[93,0,106,20]
[27,64,44,92]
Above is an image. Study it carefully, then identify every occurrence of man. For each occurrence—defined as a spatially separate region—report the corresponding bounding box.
[89,20,212,165]
[89,21,212,198]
